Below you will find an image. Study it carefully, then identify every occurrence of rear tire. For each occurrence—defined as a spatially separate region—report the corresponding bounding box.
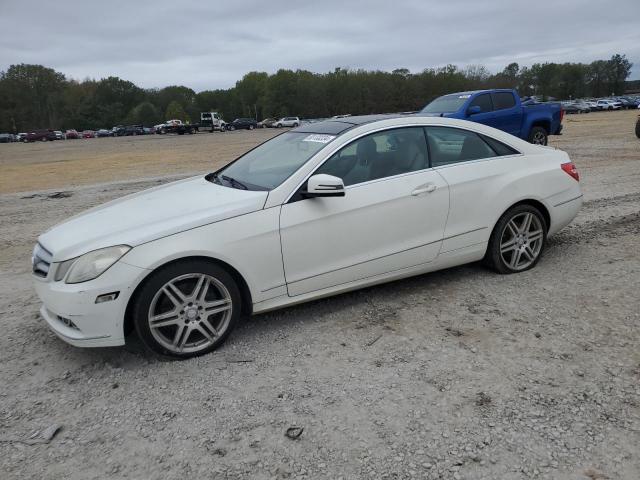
[484,204,547,274]
[635,117,640,139]
[132,260,242,359]
[528,126,548,145]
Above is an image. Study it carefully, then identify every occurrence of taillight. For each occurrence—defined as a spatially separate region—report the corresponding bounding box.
[560,108,565,122]
[561,162,579,181]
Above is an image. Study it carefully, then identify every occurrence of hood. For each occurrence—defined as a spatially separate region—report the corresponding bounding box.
[39,176,268,261]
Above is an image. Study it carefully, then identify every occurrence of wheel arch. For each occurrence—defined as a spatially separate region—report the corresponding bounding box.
[490,199,551,241]
[123,255,253,336]
[529,119,551,134]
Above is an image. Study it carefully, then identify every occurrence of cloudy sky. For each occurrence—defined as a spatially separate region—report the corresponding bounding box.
[1,0,638,91]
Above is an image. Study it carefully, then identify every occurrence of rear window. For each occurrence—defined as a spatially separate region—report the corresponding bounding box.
[492,92,516,110]
[480,134,520,156]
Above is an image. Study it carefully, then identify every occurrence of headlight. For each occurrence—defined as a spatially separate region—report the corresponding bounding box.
[55,245,131,284]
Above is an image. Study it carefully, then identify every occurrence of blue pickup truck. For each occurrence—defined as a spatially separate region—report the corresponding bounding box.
[419,89,563,145]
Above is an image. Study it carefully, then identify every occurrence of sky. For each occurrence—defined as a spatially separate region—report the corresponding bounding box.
[1,0,639,91]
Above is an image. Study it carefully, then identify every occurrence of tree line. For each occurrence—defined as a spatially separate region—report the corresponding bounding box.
[0,54,633,133]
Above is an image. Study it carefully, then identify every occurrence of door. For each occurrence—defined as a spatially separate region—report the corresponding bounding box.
[490,92,522,137]
[466,93,496,128]
[280,127,450,297]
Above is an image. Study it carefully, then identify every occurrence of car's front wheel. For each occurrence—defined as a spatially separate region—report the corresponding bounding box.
[484,204,547,274]
[132,260,241,358]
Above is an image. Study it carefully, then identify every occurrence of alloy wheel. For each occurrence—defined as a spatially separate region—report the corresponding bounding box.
[147,273,233,354]
[532,131,546,145]
[499,212,544,271]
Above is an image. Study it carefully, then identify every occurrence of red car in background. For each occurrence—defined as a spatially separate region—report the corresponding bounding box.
[65,129,80,139]
[81,130,95,139]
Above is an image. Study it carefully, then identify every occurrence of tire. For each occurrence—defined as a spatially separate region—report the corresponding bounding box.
[635,117,640,139]
[293,123,299,128]
[228,125,235,131]
[276,124,282,128]
[40,137,47,142]
[262,124,266,128]
[220,125,226,132]
[528,126,548,145]
[132,260,242,358]
[249,125,254,130]
[484,204,547,274]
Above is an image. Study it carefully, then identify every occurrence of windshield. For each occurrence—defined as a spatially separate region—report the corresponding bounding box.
[213,132,334,190]
[421,94,469,114]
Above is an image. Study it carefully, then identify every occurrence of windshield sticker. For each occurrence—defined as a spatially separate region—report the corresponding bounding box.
[303,134,335,143]
[458,94,471,99]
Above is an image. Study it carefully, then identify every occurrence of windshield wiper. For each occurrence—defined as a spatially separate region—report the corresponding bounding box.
[221,175,248,190]
[209,173,223,185]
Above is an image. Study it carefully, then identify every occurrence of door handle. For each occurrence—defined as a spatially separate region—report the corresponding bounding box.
[411,183,437,196]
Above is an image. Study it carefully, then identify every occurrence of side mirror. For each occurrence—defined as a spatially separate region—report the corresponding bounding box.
[467,105,482,116]
[303,174,345,198]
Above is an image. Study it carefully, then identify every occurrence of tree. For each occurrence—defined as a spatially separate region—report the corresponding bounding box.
[165,100,189,122]
[127,101,161,126]
[607,54,632,95]
[0,64,66,131]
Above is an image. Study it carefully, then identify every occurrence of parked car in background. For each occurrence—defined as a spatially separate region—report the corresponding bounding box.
[31,115,582,357]
[0,133,16,143]
[52,130,64,140]
[563,102,590,114]
[158,119,197,135]
[114,125,144,136]
[65,129,80,139]
[275,117,300,128]
[82,130,96,139]
[16,133,27,142]
[420,89,563,145]
[258,118,277,128]
[96,129,112,138]
[596,99,622,110]
[25,129,57,142]
[228,118,258,130]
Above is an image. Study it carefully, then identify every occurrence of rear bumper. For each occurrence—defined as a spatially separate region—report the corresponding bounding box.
[548,194,582,236]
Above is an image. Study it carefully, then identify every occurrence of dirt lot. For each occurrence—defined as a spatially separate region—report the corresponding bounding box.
[0,111,639,479]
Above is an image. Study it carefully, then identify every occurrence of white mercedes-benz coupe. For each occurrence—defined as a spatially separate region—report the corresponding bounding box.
[32,115,582,358]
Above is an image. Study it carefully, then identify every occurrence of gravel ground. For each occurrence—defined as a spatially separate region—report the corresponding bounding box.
[0,111,639,479]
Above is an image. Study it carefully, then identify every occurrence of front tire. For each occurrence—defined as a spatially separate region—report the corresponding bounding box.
[528,126,548,145]
[484,204,547,274]
[132,260,242,358]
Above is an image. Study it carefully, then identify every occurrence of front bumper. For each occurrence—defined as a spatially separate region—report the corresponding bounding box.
[33,261,148,348]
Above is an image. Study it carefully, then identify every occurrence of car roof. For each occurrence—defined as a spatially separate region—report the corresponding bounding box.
[293,114,402,135]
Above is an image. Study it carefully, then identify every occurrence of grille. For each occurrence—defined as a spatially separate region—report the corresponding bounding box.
[32,243,53,278]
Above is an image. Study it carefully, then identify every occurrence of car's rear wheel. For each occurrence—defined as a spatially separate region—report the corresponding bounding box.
[249,124,254,130]
[132,260,241,358]
[528,126,548,145]
[484,204,547,274]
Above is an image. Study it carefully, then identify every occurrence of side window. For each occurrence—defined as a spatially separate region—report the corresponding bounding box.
[315,127,429,186]
[468,93,493,113]
[426,127,497,167]
[480,134,520,156]
[492,92,516,110]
